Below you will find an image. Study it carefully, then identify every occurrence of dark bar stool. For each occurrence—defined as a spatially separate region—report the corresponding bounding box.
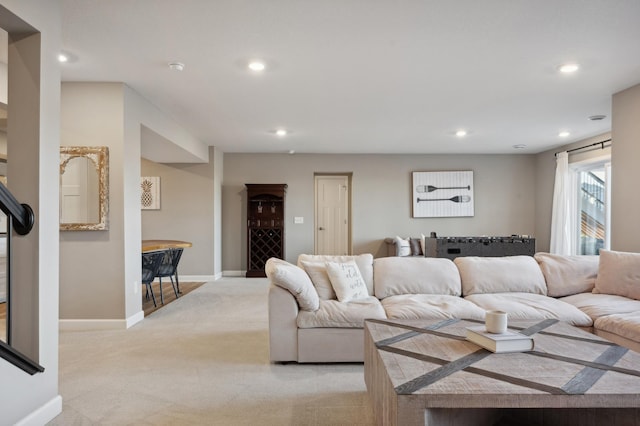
[141,250,165,307]
[156,248,184,304]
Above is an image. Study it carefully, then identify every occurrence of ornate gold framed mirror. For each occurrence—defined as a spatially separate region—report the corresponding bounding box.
[60,146,109,231]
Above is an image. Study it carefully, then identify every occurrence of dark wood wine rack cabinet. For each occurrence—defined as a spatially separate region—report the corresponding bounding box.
[245,183,287,277]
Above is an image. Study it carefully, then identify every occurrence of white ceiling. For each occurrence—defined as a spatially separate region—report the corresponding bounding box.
[60,0,640,155]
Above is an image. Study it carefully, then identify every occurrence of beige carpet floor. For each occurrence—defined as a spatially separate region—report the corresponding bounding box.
[48,277,375,425]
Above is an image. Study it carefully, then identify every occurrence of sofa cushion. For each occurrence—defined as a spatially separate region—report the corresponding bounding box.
[296,297,386,328]
[298,254,374,295]
[394,236,412,256]
[374,257,461,298]
[300,261,336,300]
[381,294,486,321]
[265,257,319,311]
[560,293,640,321]
[594,312,640,344]
[455,256,547,296]
[534,252,599,297]
[464,293,593,326]
[325,260,369,302]
[594,249,640,300]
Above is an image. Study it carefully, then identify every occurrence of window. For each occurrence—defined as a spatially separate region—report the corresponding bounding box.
[572,159,611,255]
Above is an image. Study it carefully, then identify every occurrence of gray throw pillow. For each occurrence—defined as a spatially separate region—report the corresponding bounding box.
[409,238,423,256]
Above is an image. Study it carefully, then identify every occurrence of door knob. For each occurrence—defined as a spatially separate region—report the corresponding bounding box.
[319,227,325,230]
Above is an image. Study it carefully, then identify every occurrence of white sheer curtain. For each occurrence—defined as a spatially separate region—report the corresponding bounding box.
[604,162,612,251]
[550,151,576,255]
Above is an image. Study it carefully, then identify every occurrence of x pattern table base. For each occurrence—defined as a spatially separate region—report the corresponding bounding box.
[364,318,640,426]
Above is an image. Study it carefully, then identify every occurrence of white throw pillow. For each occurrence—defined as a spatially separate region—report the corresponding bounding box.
[300,260,336,300]
[298,253,375,295]
[265,258,320,311]
[534,252,599,297]
[420,233,427,256]
[594,250,640,300]
[394,236,411,257]
[325,260,369,302]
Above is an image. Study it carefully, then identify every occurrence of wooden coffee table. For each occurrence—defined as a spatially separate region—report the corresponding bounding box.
[364,318,640,425]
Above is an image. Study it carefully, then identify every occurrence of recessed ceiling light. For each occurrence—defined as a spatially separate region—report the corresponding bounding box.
[248,61,266,72]
[559,63,579,74]
[168,62,185,71]
[455,130,467,137]
[558,131,570,138]
[58,53,69,63]
[513,144,527,149]
[589,115,606,121]
[275,129,288,137]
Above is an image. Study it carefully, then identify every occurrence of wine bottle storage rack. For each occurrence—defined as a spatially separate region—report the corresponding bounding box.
[245,183,287,277]
[248,228,283,272]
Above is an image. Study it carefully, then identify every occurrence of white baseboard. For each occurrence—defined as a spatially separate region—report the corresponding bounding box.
[60,310,143,330]
[126,310,145,328]
[60,318,131,331]
[16,395,62,426]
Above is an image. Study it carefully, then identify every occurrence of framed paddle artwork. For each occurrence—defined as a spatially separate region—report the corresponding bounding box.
[412,171,474,218]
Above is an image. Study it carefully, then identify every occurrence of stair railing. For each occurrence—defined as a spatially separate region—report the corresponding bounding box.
[0,182,44,375]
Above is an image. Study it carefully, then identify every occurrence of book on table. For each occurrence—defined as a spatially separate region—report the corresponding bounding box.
[465,325,534,353]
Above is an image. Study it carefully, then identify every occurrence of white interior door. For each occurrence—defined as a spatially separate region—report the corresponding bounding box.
[315,175,350,255]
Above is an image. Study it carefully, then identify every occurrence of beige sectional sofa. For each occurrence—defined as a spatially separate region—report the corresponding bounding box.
[266,250,640,363]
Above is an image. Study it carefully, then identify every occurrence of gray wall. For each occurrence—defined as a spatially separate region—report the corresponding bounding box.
[612,83,640,252]
[213,147,224,277]
[534,149,556,253]
[60,83,126,320]
[223,153,537,272]
[141,149,217,276]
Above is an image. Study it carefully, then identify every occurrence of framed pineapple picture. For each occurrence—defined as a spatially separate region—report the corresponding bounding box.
[412,171,474,218]
[141,176,160,210]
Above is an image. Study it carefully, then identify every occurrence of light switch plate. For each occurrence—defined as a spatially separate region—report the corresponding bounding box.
[294,216,304,224]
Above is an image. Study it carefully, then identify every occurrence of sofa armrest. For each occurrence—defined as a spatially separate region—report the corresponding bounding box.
[268,283,299,362]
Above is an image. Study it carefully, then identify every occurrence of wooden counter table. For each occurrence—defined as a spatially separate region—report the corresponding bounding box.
[142,239,192,252]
